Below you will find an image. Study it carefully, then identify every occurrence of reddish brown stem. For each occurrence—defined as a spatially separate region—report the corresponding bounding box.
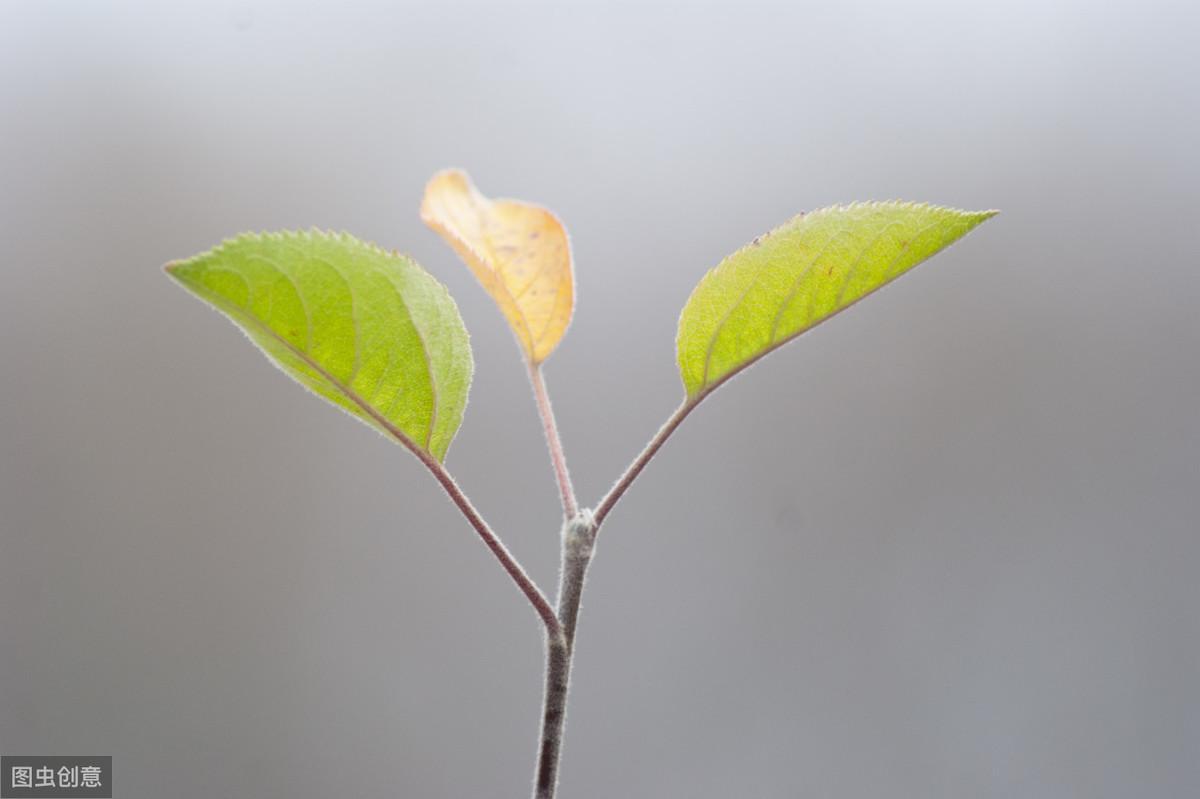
[592,399,697,529]
[529,362,579,520]
[419,453,561,636]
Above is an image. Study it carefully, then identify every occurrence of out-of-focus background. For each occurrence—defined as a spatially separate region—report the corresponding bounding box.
[1,1,1196,797]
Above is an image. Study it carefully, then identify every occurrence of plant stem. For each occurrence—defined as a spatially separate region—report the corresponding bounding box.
[593,399,696,529]
[530,394,707,794]
[529,362,579,520]
[527,382,710,795]
[204,309,561,636]
[420,456,561,637]
[533,511,596,799]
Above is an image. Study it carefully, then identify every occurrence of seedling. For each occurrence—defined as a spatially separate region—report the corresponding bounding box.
[165,169,995,798]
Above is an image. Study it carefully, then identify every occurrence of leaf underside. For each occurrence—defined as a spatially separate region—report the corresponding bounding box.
[421,169,574,364]
[166,230,473,462]
[676,202,997,398]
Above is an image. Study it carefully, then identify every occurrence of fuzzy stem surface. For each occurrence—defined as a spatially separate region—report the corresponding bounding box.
[533,511,595,799]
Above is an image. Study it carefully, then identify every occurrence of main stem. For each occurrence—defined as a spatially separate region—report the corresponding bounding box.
[527,375,697,796]
[533,511,596,799]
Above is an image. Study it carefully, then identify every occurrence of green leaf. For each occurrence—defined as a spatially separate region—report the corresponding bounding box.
[165,230,473,462]
[676,202,996,398]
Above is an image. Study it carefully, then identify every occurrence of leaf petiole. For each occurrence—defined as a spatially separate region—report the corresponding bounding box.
[593,398,696,530]
[528,362,578,521]
[417,453,562,637]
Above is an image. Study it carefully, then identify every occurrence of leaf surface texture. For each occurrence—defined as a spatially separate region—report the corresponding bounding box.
[422,169,573,363]
[677,202,996,397]
[167,230,473,461]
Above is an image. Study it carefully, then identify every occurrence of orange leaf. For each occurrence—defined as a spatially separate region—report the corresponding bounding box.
[421,169,574,364]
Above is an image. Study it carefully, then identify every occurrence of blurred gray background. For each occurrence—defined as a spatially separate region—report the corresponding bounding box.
[1,1,1197,797]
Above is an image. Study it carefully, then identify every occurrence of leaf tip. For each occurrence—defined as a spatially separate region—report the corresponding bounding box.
[420,168,472,217]
[163,257,198,286]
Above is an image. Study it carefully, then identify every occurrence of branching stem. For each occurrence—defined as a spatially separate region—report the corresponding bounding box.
[530,392,705,796]
[425,384,702,797]
[511,363,709,796]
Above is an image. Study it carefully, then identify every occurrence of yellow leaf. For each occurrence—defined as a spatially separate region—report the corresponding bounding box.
[421,169,574,364]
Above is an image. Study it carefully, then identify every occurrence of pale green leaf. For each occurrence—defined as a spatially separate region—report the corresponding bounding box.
[676,202,996,398]
[165,230,473,462]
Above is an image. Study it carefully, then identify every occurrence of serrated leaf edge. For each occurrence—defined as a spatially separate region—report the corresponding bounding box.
[164,228,473,462]
[675,201,998,399]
